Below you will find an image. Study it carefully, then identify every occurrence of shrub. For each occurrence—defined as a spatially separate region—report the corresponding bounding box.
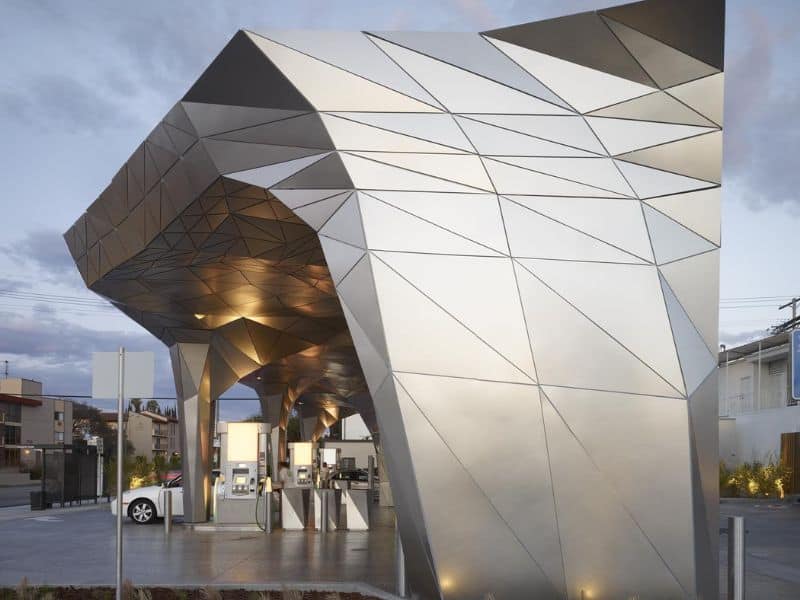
[720,457,792,499]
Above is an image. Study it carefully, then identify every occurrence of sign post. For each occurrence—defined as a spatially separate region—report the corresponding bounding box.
[792,329,800,403]
[92,350,154,600]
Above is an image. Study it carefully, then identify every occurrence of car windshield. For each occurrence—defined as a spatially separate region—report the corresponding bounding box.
[167,475,182,488]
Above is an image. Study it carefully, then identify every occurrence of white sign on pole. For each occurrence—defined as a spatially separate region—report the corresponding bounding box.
[92,351,155,399]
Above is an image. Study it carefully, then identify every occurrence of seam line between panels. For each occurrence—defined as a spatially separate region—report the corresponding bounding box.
[539,388,691,597]
[393,375,563,596]
[514,259,685,397]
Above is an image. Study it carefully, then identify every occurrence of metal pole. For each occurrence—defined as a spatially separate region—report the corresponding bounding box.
[164,489,172,535]
[116,347,125,600]
[757,340,762,410]
[367,455,375,502]
[728,515,746,600]
[264,490,272,534]
[396,516,406,598]
[320,490,329,533]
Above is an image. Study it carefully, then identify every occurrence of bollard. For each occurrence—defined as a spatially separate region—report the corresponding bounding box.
[728,515,745,600]
[163,489,172,536]
[396,517,406,598]
[368,455,375,503]
[264,491,272,534]
[320,490,329,533]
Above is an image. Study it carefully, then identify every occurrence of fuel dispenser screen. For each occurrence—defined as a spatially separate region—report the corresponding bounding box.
[232,468,249,495]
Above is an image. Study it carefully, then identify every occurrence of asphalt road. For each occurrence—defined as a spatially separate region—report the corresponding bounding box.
[0,484,38,508]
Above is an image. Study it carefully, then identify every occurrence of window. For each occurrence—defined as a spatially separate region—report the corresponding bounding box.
[767,360,788,408]
[2,425,21,445]
[0,402,22,423]
[54,411,64,422]
[55,431,64,443]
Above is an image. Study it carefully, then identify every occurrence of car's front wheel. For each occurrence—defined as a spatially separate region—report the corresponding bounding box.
[128,499,156,524]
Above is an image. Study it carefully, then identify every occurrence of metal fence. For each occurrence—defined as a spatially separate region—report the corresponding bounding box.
[36,444,101,508]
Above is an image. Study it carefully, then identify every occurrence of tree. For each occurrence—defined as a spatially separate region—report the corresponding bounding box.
[129,398,142,413]
[145,399,161,414]
[243,413,265,422]
[72,402,115,454]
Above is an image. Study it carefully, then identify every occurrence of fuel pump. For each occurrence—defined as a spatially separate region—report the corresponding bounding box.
[214,421,271,525]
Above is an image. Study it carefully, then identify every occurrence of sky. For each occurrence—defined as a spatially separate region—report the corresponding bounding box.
[0,0,798,417]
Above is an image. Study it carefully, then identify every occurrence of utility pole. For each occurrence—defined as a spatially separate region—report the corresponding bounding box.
[3,360,8,378]
[779,297,800,330]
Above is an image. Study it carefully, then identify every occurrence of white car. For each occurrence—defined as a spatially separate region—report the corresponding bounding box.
[111,475,184,524]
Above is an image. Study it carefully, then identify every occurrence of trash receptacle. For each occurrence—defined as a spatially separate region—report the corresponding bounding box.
[30,491,45,511]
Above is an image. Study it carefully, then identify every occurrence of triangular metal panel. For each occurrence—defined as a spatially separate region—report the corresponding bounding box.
[522,259,683,392]
[370,256,532,384]
[543,385,695,594]
[659,250,720,353]
[248,33,442,113]
[350,151,493,192]
[210,112,334,149]
[599,0,725,70]
[226,152,330,189]
[587,91,718,126]
[602,16,719,89]
[273,153,355,189]
[181,102,307,138]
[365,191,509,255]
[501,198,646,263]
[487,37,655,114]
[371,30,570,108]
[486,159,629,198]
[497,156,635,197]
[660,274,717,396]
[253,30,444,109]
[370,36,574,115]
[182,30,314,111]
[319,113,465,154]
[540,394,690,598]
[616,160,715,199]
[336,253,389,359]
[318,236,365,284]
[666,73,724,126]
[463,114,606,154]
[585,116,716,155]
[202,139,325,175]
[339,153,481,194]
[397,372,565,596]
[293,191,350,231]
[617,131,722,184]
[484,11,655,86]
[325,112,474,152]
[643,205,716,264]
[514,261,681,397]
[394,377,561,598]
[645,187,720,246]
[359,192,503,256]
[319,192,366,248]
[455,116,599,157]
[508,195,652,262]
[377,252,537,380]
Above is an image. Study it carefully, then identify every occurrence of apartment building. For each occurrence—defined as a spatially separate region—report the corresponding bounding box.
[0,378,73,470]
[103,409,179,461]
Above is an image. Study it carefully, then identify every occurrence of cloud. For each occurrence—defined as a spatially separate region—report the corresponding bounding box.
[1,228,84,287]
[719,328,772,347]
[0,277,30,292]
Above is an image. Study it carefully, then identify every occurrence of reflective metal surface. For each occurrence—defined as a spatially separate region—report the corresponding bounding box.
[65,1,724,597]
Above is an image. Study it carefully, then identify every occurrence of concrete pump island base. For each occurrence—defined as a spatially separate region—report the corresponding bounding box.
[63,0,726,598]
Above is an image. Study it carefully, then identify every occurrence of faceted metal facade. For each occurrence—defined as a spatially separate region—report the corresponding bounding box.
[65,0,725,598]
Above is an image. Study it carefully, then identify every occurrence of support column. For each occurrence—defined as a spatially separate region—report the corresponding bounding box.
[169,343,213,523]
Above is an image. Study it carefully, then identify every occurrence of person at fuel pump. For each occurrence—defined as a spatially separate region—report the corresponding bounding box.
[320,462,331,489]
[277,461,290,488]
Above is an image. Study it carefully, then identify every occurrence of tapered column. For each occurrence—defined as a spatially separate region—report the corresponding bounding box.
[169,343,213,523]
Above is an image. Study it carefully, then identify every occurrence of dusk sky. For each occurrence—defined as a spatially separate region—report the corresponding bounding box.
[0,0,798,417]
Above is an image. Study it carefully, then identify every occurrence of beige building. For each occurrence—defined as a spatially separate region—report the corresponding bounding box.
[103,410,179,461]
[0,378,73,470]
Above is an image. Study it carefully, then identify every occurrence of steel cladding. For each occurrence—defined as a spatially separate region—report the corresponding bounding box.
[65,1,725,597]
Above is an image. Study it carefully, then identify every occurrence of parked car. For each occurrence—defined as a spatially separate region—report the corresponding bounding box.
[111,475,184,524]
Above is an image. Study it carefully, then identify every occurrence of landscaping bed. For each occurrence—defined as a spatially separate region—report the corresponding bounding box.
[1,587,382,600]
